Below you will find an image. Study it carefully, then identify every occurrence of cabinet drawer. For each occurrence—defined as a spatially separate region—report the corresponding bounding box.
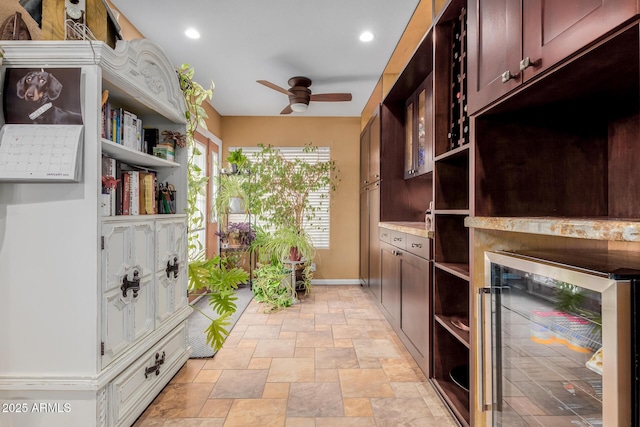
[406,234,429,259]
[379,228,391,244]
[110,324,187,426]
[389,230,406,249]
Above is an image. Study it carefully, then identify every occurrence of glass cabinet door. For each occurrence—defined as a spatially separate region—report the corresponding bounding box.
[490,263,603,426]
[404,101,414,178]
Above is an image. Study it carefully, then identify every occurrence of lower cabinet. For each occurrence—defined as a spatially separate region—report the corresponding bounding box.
[101,216,191,426]
[110,323,188,427]
[380,241,402,329]
[377,228,431,375]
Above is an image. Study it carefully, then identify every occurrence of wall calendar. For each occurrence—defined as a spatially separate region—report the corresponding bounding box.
[0,124,83,181]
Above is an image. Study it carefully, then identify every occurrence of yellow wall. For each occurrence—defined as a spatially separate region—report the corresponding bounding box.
[203,102,223,139]
[221,116,361,280]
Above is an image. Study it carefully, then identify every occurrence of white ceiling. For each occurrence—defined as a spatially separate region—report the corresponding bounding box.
[109,0,420,117]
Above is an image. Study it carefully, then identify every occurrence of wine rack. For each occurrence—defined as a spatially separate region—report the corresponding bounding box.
[447,7,468,151]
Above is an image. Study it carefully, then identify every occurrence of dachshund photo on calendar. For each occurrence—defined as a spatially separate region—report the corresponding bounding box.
[3,67,83,125]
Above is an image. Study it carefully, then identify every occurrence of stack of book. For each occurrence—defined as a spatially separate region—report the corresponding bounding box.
[101,155,163,216]
[101,102,143,152]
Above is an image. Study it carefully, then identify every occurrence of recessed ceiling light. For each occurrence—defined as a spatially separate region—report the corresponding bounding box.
[359,31,374,42]
[185,28,201,39]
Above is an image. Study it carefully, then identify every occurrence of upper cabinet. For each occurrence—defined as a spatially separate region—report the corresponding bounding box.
[404,74,434,179]
[467,0,639,114]
[360,110,381,187]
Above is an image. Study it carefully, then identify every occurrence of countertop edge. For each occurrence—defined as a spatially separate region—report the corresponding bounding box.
[465,216,640,242]
[379,221,432,239]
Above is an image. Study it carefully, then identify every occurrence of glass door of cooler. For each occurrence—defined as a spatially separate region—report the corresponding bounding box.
[481,251,631,427]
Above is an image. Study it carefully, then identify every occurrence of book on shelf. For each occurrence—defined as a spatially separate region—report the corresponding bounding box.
[122,172,130,216]
[143,128,159,155]
[129,171,139,215]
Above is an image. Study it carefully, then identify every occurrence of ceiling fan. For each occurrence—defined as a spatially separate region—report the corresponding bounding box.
[257,76,352,114]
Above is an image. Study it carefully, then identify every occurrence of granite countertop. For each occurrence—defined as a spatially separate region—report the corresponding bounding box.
[379,221,432,238]
[465,216,640,242]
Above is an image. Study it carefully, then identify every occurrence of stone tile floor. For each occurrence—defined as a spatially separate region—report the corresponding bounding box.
[133,285,458,427]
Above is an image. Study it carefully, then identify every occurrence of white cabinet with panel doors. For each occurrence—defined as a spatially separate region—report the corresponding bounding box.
[0,40,191,427]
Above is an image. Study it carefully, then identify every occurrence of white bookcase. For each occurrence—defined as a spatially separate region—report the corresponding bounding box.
[0,40,191,427]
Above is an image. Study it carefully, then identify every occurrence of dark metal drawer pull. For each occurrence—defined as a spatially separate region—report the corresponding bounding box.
[144,351,166,379]
[393,237,402,242]
[411,243,422,248]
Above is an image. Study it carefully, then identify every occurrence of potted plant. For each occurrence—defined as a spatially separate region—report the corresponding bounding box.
[251,263,293,312]
[227,148,248,173]
[247,143,338,290]
[216,172,248,216]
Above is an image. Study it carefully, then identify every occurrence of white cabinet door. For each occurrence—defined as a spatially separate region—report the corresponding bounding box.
[102,221,156,367]
[131,222,155,342]
[155,218,188,324]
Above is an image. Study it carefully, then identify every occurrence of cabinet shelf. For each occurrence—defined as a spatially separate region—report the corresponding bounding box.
[432,378,470,427]
[435,314,470,348]
[434,262,469,280]
[101,213,186,222]
[102,138,180,169]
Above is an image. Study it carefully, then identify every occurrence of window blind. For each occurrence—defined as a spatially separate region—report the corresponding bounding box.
[230,146,331,249]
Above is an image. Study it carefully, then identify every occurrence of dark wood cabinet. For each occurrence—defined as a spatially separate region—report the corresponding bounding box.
[359,187,369,286]
[379,230,431,375]
[468,0,638,114]
[360,111,381,186]
[380,241,402,329]
[359,124,370,187]
[359,111,382,289]
[400,251,430,361]
[404,74,434,179]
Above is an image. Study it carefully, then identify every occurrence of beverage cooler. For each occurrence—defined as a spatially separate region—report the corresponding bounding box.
[479,250,640,426]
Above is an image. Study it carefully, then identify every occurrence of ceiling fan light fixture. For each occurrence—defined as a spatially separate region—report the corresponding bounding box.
[290,102,308,112]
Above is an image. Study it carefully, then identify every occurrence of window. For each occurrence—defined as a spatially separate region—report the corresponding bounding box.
[189,139,207,259]
[230,146,331,249]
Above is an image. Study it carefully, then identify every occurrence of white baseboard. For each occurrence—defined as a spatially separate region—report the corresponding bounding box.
[310,279,361,285]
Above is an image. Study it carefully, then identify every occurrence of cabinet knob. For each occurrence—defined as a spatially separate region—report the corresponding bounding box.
[364,180,369,184]
[392,250,402,256]
[519,57,539,71]
[501,70,519,83]
[375,174,380,178]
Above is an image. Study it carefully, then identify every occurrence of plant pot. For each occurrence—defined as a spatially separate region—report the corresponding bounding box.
[289,246,301,261]
[229,196,245,214]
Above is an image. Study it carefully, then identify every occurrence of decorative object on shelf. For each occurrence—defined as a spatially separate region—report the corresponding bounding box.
[451,317,469,332]
[157,182,176,214]
[161,130,186,148]
[425,200,434,232]
[449,365,469,392]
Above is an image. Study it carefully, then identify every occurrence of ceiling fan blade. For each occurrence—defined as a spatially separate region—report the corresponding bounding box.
[257,80,292,96]
[280,105,293,114]
[310,93,353,102]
